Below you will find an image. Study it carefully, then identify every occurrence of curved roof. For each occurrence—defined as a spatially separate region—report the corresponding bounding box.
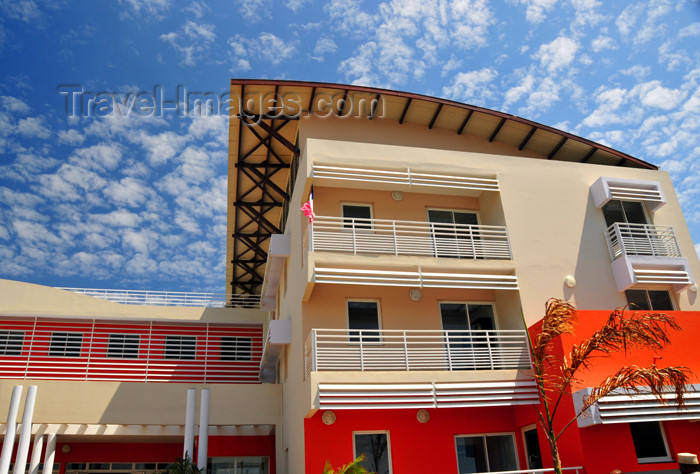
[226,79,656,295]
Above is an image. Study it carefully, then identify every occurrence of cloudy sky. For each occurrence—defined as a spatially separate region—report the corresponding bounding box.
[0,0,699,294]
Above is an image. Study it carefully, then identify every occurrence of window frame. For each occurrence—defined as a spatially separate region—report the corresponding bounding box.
[521,424,543,470]
[629,421,672,464]
[341,203,374,231]
[346,299,382,344]
[625,289,675,311]
[438,301,499,331]
[0,330,24,356]
[220,336,253,361]
[164,334,197,360]
[426,208,480,226]
[454,432,520,473]
[602,199,651,227]
[48,332,83,357]
[106,333,140,359]
[352,431,392,474]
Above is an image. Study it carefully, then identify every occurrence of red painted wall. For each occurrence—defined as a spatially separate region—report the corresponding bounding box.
[20,436,275,474]
[528,309,700,473]
[305,406,536,473]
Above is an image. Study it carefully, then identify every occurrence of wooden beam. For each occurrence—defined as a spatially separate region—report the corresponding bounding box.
[489,118,506,142]
[518,126,536,150]
[458,110,473,135]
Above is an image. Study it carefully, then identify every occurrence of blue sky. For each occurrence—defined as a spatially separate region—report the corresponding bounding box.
[0,0,699,294]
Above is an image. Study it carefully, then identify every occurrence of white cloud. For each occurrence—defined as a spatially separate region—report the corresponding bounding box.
[637,81,686,110]
[1,0,41,22]
[58,129,85,145]
[16,117,51,139]
[103,177,152,207]
[512,0,557,24]
[442,68,498,105]
[591,35,617,53]
[160,21,216,66]
[679,22,700,38]
[93,210,142,228]
[119,0,171,17]
[0,96,30,114]
[130,131,187,165]
[12,220,62,245]
[69,143,123,171]
[286,0,311,12]
[534,36,580,73]
[234,0,267,22]
[312,37,338,62]
[228,32,298,66]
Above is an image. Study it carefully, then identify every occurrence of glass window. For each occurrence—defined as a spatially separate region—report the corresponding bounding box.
[221,336,252,361]
[208,456,269,474]
[107,334,140,358]
[164,335,196,360]
[49,332,82,357]
[602,200,648,227]
[455,434,517,473]
[0,331,24,356]
[354,433,391,474]
[342,204,372,229]
[440,303,495,331]
[630,422,671,463]
[625,290,674,311]
[348,301,380,342]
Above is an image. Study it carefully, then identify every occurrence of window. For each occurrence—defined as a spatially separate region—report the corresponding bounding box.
[428,209,479,258]
[625,289,674,311]
[455,434,518,473]
[354,433,391,474]
[522,426,543,470]
[221,336,252,361]
[107,334,140,358]
[0,331,24,356]
[630,422,671,463]
[441,303,496,370]
[164,335,196,360]
[49,332,82,357]
[342,204,372,230]
[602,200,648,227]
[347,301,380,342]
[208,456,269,474]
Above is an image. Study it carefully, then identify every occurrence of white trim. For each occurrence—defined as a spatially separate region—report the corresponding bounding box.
[591,177,666,212]
[352,431,393,474]
[454,432,520,472]
[521,425,542,470]
[631,421,672,464]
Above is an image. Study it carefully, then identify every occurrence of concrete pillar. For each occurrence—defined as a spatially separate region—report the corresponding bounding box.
[0,386,23,474]
[197,389,209,471]
[28,435,43,474]
[41,434,55,474]
[14,386,38,474]
[183,389,196,460]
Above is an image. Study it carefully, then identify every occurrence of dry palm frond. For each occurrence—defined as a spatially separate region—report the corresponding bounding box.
[565,309,681,377]
[532,299,577,374]
[583,365,692,412]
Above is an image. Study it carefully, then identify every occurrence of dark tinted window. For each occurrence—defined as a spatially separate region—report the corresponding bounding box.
[164,335,196,360]
[49,332,82,357]
[348,301,379,342]
[0,331,24,356]
[107,334,139,358]
[630,422,669,461]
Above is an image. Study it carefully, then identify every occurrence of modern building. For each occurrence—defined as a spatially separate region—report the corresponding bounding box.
[1,79,699,474]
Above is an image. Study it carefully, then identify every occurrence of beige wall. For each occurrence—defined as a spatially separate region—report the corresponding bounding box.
[0,379,280,426]
[276,114,700,473]
[0,279,267,324]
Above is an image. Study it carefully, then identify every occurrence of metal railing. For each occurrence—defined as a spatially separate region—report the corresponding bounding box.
[305,329,531,375]
[0,317,263,383]
[56,288,261,308]
[306,216,512,259]
[605,222,681,260]
[470,469,584,474]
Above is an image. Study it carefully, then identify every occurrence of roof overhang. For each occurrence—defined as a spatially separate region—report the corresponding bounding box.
[226,79,657,295]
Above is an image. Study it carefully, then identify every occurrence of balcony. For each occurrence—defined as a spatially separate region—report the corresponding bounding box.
[603,223,694,292]
[605,223,681,260]
[56,288,261,308]
[304,328,531,375]
[305,216,512,260]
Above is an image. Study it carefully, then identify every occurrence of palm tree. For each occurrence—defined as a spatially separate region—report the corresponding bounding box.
[527,299,692,474]
[322,455,372,474]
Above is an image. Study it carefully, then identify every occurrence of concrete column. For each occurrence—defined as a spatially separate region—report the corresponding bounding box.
[28,435,43,474]
[14,386,38,474]
[41,435,55,474]
[196,389,209,471]
[0,386,23,474]
[183,389,196,460]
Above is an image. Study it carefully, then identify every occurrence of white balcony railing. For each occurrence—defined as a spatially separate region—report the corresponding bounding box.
[56,288,261,308]
[306,216,512,260]
[305,329,531,375]
[605,223,681,261]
